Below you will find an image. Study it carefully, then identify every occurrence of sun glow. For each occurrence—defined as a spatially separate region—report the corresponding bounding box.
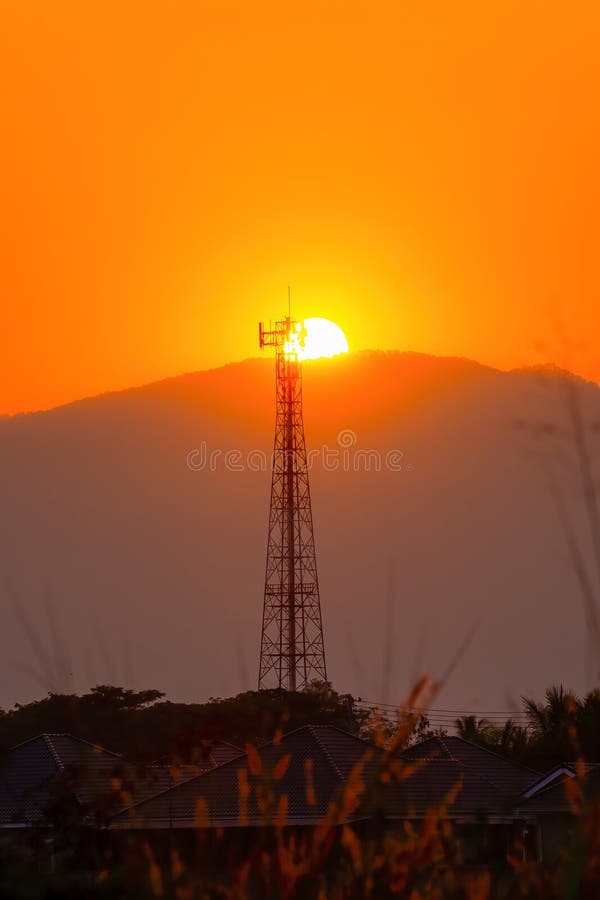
[297,318,349,360]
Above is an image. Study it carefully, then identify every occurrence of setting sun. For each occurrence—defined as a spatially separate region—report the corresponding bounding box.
[299,318,349,360]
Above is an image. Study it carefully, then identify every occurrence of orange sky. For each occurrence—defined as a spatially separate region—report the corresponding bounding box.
[1,1,599,414]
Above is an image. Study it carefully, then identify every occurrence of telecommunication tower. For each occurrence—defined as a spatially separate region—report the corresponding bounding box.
[258,312,327,691]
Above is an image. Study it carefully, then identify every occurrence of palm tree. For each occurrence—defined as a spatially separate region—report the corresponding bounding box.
[523,685,578,734]
[574,688,600,761]
[522,685,580,768]
[455,715,495,744]
[496,719,530,760]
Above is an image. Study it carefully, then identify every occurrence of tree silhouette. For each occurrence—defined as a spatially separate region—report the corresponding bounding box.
[455,715,495,744]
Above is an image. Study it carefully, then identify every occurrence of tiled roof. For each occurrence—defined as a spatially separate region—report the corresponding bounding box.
[0,734,240,828]
[207,741,243,768]
[112,725,366,829]
[517,767,600,815]
[0,728,542,831]
[0,735,58,827]
[154,740,242,772]
[383,759,503,819]
[402,736,539,795]
[0,734,127,827]
[521,765,576,799]
[112,726,542,830]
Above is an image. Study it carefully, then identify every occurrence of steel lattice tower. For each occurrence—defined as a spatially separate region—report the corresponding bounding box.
[258,314,327,691]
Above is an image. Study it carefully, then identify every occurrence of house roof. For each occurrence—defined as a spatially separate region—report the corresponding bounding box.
[207,741,243,768]
[152,740,243,775]
[401,736,539,796]
[522,766,576,799]
[112,726,542,830]
[112,725,371,829]
[516,766,600,815]
[0,733,241,828]
[0,733,127,827]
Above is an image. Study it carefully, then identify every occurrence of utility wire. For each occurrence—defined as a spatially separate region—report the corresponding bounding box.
[353,700,531,727]
[355,698,530,716]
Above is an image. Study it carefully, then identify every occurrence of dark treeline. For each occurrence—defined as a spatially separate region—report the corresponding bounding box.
[0,682,368,762]
[452,685,600,771]
[1,682,599,771]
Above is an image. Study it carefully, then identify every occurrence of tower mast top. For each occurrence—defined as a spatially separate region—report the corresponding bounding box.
[259,315,306,356]
[257,304,327,691]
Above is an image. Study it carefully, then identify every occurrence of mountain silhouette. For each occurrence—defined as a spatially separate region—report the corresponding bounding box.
[1,351,598,711]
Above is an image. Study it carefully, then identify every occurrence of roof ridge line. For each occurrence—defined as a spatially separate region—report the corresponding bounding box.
[411,745,506,798]
[309,726,344,782]
[442,737,535,798]
[437,735,458,761]
[253,723,375,753]
[48,733,125,761]
[43,734,64,772]
[450,735,541,775]
[110,768,208,819]
[522,766,576,799]
[9,733,55,752]
[218,739,243,751]
[313,723,382,752]
[404,736,455,760]
[8,732,123,760]
[112,752,247,819]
